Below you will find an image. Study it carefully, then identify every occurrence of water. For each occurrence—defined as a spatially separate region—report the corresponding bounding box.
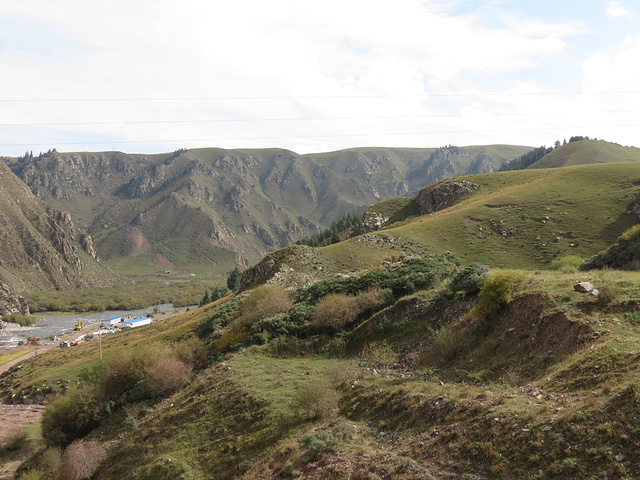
[0,304,176,350]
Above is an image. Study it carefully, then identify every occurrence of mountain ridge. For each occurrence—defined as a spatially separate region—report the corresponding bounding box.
[3,145,529,276]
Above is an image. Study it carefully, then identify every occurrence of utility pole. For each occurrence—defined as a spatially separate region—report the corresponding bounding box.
[99,332,102,360]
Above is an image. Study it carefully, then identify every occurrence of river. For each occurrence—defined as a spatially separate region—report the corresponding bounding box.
[0,303,177,350]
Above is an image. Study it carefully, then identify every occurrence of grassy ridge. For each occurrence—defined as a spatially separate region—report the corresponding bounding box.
[322,162,640,271]
[529,140,640,169]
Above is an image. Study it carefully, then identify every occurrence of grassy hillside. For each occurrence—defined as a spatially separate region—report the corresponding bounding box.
[528,139,640,169]
[3,145,530,278]
[7,258,640,479]
[326,162,640,272]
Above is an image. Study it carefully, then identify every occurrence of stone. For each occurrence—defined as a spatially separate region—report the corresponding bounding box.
[574,282,594,293]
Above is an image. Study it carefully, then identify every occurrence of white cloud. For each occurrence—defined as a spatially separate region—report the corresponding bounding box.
[0,0,634,154]
[605,1,633,18]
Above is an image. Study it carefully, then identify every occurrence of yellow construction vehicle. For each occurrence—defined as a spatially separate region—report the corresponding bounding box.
[74,319,83,330]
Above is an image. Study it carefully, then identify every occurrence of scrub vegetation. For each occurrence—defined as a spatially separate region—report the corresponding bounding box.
[7,141,640,479]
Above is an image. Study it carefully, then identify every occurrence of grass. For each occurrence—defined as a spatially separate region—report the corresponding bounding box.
[10,265,640,478]
[0,349,35,367]
[318,162,640,272]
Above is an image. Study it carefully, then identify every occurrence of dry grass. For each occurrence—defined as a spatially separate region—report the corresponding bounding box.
[148,357,193,397]
[311,293,363,331]
[58,440,107,480]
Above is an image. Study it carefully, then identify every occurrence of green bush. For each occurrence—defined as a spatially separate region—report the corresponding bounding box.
[300,430,338,460]
[448,263,489,295]
[195,297,243,340]
[41,387,105,447]
[300,422,354,461]
[473,270,527,319]
[549,255,584,273]
[2,312,39,326]
[303,255,457,303]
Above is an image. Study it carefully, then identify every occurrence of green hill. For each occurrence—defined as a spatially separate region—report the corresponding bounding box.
[3,145,529,277]
[528,139,640,169]
[240,162,640,289]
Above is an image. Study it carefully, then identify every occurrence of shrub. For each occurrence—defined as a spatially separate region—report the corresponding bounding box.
[58,440,107,480]
[311,293,363,331]
[360,341,398,372]
[1,427,27,452]
[300,430,338,460]
[39,447,63,477]
[549,255,584,273]
[291,380,340,420]
[2,312,38,326]
[473,270,527,319]
[300,422,354,461]
[148,357,192,397]
[173,337,208,370]
[303,255,457,302]
[237,285,293,327]
[41,387,104,447]
[357,286,392,312]
[16,471,44,480]
[448,264,489,295]
[102,345,168,401]
[195,297,243,340]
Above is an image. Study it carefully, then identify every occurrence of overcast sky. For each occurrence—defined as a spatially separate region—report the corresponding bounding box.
[0,0,638,156]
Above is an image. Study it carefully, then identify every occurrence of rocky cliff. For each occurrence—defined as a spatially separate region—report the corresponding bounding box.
[0,281,30,317]
[0,161,120,292]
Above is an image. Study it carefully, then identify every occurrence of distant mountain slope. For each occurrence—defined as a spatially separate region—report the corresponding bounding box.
[0,161,121,293]
[528,140,640,169]
[3,145,529,276]
[241,162,640,289]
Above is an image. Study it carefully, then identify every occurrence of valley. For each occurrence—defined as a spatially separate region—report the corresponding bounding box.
[4,139,640,479]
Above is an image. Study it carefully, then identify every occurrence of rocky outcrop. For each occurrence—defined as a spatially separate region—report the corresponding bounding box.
[0,282,29,317]
[126,164,168,198]
[415,180,480,215]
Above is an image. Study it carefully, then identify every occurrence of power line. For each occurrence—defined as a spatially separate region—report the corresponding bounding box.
[1,109,639,128]
[2,123,639,148]
[0,91,638,103]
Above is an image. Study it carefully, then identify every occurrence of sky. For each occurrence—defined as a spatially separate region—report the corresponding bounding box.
[0,0,638,156]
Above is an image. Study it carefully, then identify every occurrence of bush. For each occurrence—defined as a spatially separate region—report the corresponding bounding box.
[300,430,338,460]
[300,422,354,461]
[1,427,27,452]
[291,380,340,420]
[550,255,584,273]
[1,312,38,326]
[148,357,192,397]
[311,293,363,331]
[195,297,243,340]
[102,345,168,401]
[357,286,392,312]
[58,440,107,480]
[173,337,208,370]
[473,270,527,319]
[448,264,489,295]
[41,387,104,447]
[237,285,293,327]
[303,255,457,302]
[360,341,398,372]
